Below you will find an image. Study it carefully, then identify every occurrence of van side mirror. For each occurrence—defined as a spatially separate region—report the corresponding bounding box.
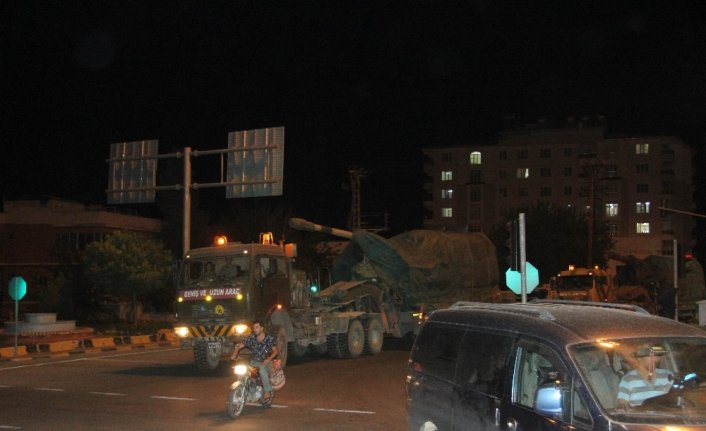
[535,385,564,417]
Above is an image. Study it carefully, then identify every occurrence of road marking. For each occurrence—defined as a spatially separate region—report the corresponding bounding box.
[90,391,128,396]
[314,408,375,415]
[0,424,22,429]
[150,395,196,401]
[245,402,288,408]
[0,385,10,388]
[34,387,65,392]
[0,348,182,371]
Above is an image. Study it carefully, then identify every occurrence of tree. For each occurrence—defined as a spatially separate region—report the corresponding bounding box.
[83,231,174,323]
[489,202,614,284]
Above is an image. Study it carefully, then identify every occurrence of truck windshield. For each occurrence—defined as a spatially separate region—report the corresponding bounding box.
[181,255,251,286]
[555,276,594,290]
[570,337,706,425]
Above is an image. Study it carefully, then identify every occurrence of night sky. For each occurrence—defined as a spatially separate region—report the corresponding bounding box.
[3,1,706,235]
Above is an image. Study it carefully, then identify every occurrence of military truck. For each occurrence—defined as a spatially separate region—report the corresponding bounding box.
[173,233,307,370]
[173,218,509,370]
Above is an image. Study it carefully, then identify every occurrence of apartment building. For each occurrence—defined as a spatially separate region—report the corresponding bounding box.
[422,117,695,261]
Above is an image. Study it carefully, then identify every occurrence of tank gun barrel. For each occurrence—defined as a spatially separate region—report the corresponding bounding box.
[288,218,353,239]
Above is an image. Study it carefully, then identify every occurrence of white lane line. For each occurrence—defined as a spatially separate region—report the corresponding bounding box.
[90,391,128,396]
[33,387,65,392]
[314,408,375,415]
[0,348,181,371]
[245,402,288,409]
[0,385,11,388]
[150,395,196,401]
[0,424,22,429]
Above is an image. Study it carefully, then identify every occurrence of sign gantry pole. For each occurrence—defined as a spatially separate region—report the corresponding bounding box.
[183,147,192,256]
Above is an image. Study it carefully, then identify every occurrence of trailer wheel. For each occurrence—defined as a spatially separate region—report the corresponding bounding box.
[363,318,384,355]
[326,319,365,359]
[194,343,220,370]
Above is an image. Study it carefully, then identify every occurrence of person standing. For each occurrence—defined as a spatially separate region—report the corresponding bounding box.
[231,320,279,401]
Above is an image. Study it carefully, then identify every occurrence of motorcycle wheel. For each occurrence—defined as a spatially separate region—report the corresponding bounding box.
[226,384,247,419]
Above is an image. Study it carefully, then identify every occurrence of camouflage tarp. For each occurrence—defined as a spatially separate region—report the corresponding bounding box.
[332,229,500,308]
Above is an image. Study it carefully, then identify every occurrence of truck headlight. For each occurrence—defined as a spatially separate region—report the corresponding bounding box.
[233,324,249,335]
[174,326,190,338]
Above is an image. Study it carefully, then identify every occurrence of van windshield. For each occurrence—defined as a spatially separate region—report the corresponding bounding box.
[570,337,706,424]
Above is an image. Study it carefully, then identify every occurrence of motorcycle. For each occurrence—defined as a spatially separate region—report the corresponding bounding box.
[226,359,286,419]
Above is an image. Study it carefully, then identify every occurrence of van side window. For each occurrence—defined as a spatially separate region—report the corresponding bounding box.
[513,344,569,414]
[411,323,465,381]
[456,330,513,397]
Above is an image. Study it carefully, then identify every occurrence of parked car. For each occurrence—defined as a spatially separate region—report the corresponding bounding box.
[406,299,706,430]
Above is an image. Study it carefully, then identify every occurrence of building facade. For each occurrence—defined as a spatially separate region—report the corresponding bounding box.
[422,118,695,263]
[0,196,162,319]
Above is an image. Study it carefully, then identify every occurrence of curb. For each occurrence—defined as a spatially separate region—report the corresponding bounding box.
[0,329,177,362]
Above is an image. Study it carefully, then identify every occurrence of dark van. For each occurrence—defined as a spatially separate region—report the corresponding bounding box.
[406,300,706,430]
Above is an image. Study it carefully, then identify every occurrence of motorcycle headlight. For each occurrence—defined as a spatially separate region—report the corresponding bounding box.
[174,326,189,338]
[234,364,248,376]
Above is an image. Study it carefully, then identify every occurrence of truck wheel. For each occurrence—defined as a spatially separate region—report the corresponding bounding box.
[288,341,307,359]
[327,319,365,359]
[194,343,220,370]
[363,318,384,355]
[273,325,288,367]
[311,342,328,355]
[326,333,343,358]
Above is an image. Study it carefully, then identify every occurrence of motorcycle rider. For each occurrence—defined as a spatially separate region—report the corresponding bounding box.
[230,320,279,402]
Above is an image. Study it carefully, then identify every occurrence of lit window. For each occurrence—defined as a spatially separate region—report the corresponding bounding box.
[636,202,651,214]
[517,168,529,179]
[635,143,649,154]
[636,223,650,234]
[469,151,482,165]
[442,208,453,218]
[441,171,453,181]
[605,203,619,217]
[441,189,453,199]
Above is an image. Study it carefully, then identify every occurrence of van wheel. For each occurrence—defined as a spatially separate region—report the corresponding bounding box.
[363,318,383,355]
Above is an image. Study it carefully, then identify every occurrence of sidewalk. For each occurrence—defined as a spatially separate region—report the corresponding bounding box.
[0,329,178,361]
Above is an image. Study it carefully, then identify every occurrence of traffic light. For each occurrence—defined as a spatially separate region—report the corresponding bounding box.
[677,242,692,277]
[506,218,520,271]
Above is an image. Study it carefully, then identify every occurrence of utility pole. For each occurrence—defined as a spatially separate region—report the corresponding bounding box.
[579,153,605,267]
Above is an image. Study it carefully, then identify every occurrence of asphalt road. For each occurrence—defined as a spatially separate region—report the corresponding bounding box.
[0,342,411,431]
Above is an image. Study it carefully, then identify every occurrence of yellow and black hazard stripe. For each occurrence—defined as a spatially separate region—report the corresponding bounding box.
[188,324,234,338]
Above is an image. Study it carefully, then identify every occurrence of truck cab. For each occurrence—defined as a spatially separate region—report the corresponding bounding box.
[173,235,301,370]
